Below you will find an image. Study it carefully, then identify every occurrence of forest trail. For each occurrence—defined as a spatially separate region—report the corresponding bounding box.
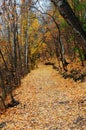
[0,64,86,130]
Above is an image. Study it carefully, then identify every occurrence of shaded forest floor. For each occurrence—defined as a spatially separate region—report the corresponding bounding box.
[0,64,86,130]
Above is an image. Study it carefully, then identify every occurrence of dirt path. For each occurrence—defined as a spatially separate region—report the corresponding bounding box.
[0,65,86,130]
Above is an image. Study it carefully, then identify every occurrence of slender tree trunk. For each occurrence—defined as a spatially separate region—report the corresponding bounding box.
[0,49,8,70]
[0,70,6,99]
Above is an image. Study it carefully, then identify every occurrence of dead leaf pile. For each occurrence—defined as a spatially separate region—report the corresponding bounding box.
[0,65,86,130]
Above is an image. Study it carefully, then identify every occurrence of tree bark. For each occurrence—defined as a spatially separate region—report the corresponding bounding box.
[51,0,86,42]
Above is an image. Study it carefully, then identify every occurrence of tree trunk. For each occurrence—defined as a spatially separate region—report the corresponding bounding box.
[51,0,86,43]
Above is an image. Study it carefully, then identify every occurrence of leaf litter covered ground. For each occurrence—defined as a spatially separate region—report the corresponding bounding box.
[0,64,86,130]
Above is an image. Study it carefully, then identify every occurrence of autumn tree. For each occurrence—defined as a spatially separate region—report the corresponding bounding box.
[51,0,86,42]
